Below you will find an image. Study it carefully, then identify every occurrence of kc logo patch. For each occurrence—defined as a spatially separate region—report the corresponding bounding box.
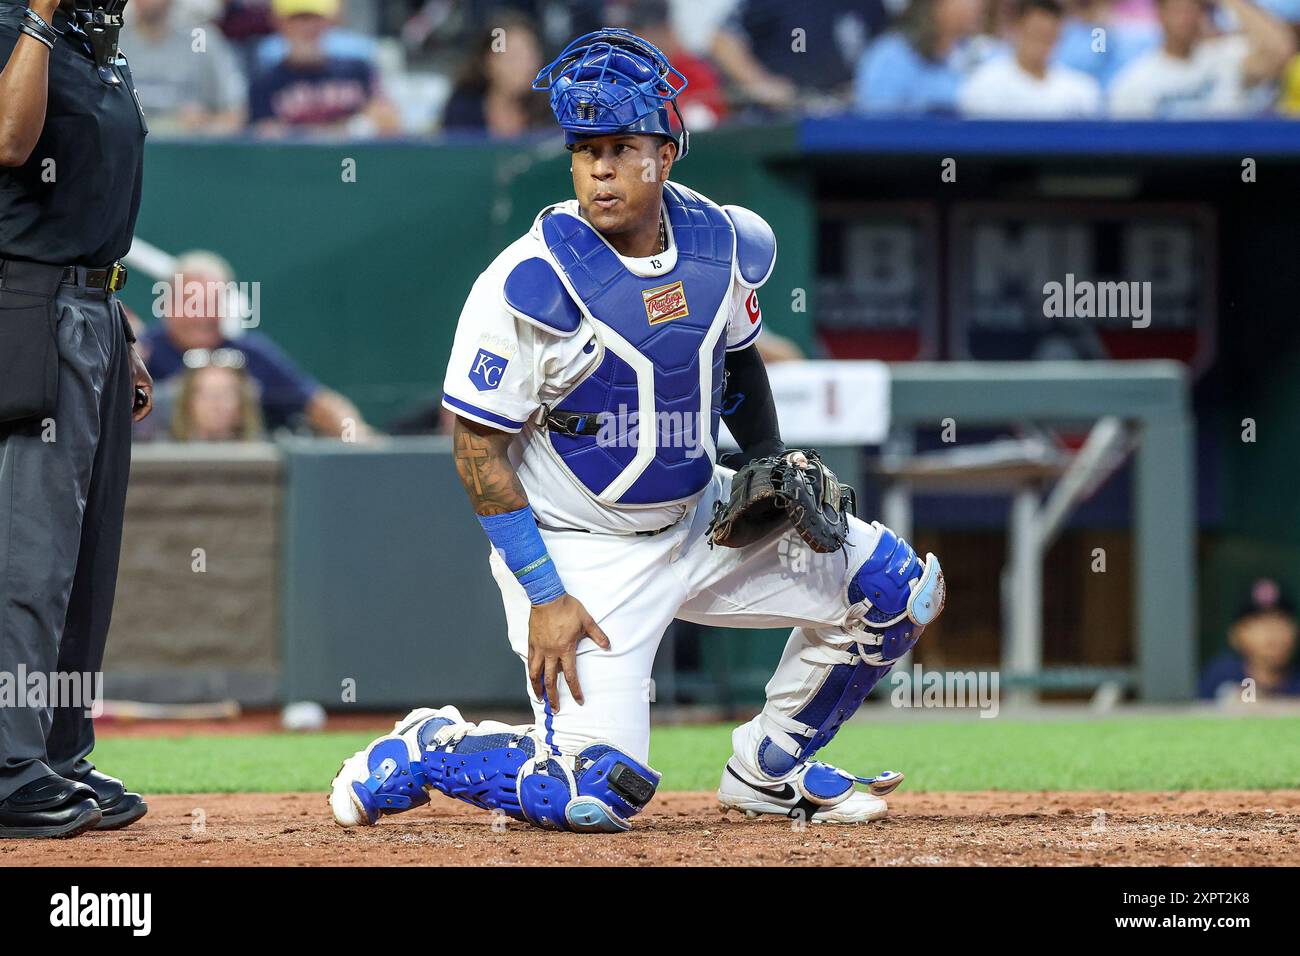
[643,281,689,325]
[469,349,508,391]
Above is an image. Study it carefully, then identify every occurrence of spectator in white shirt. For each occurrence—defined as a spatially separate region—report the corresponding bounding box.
[1108,0,1295,115]
[961,0,1103,115]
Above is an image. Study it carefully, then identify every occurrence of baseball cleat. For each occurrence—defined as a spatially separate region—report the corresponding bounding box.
[717,759,902,824]
[329,706,464,827]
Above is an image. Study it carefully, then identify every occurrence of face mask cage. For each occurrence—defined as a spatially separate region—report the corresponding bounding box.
[533,29,689,152]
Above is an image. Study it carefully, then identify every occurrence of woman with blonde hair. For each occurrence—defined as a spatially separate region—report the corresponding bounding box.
[169,354,266,442]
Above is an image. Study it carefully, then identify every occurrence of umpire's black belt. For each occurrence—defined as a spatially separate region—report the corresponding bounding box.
[0,259,128,294]
[63,262,129,293]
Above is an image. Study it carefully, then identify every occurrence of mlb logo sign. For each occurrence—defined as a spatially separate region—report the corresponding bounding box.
[469,349,508,391]
[643,281,689,325]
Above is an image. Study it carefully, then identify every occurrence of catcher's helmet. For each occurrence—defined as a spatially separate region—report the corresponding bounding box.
[532,28,690,159]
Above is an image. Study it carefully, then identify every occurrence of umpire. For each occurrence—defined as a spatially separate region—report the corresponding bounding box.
[0,0,152,838]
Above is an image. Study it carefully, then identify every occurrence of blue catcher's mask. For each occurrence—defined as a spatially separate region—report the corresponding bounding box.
[533,28,690,160]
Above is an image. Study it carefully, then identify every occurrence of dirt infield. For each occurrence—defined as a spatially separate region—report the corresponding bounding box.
[3,790,1298,866]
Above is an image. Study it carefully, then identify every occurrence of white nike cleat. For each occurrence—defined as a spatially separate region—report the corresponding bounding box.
[717,759,903,824]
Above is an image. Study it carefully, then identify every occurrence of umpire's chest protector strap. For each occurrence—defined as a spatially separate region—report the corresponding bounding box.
[722,204,777,289]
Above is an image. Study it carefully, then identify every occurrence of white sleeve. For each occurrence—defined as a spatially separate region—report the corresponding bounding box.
[1078,76,1103,116]
[957,66,997,116]
[441,270,540,433]
[725,281,763,351]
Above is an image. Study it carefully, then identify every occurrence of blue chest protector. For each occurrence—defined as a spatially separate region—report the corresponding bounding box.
[503,184,775,507]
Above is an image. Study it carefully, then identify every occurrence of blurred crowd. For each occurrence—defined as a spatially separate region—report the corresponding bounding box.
[123,0,1300,140]
[126,251,375,443]
[126,248,802,444]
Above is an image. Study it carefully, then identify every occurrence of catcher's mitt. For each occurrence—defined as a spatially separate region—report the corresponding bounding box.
[707,450,856,553]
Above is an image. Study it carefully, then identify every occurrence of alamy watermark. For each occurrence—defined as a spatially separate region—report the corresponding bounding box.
[0,667,103,717]
[1042,273,1151,329]
[50,886,151,936]
[889,665,1000,718]
[152,274,261,329]
[591,404,706,458]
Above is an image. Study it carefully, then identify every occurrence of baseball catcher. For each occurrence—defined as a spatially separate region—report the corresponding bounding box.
[330,28,946,833]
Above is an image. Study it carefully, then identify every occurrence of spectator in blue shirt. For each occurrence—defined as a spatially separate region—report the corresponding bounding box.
[248,0,401,137]
[1200,578,1300,701]
[1053,0,1160,89]
[856,0,990,112]
[137,250,373,439]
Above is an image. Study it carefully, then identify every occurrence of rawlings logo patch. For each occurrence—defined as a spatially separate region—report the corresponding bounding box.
[643,281,689,325]
[745,289,761,325]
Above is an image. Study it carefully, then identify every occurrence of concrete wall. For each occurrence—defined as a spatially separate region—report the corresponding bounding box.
[105,444,282,704]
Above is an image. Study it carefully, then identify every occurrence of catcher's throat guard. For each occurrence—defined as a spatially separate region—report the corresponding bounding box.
[533,28,690,159]
[73,0,129,85]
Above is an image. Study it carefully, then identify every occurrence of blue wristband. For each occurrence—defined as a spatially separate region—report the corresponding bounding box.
[478,506,565,605]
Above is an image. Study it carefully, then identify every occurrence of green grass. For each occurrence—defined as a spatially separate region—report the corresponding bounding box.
[90,715,1300,794]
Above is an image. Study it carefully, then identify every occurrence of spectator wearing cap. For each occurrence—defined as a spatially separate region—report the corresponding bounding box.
[855,0,989,113]
[960,0,1103,115]
[1199,578,1300,700]
[136,250,373,438]
[118,0,247,134]
[248,0,401,137]
[1109,0,1295,116]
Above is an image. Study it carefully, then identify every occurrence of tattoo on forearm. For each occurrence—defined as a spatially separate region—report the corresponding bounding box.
[454,419,528,516]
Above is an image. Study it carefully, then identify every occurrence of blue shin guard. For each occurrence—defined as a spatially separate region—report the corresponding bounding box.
[754,524,947,778]
[416,717,661,833]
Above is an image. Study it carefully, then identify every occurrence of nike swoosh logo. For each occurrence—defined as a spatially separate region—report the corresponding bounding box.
[726,765,794,801]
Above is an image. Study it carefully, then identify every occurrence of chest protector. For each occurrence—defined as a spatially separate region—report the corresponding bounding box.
[503,183,776,508]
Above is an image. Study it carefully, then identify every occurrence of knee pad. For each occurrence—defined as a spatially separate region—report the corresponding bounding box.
[543,743,660,833]
[847,522,946,664]
[417,716,660,833]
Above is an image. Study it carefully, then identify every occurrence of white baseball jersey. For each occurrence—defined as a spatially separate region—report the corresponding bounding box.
[432,186,934,783]
[441,189,764,535]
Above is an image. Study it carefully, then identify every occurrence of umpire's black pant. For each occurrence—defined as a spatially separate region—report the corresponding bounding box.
[0,274,131,801]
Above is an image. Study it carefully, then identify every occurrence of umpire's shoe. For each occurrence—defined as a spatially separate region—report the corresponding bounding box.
[0,775,102,839]
[77,770,148,831]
